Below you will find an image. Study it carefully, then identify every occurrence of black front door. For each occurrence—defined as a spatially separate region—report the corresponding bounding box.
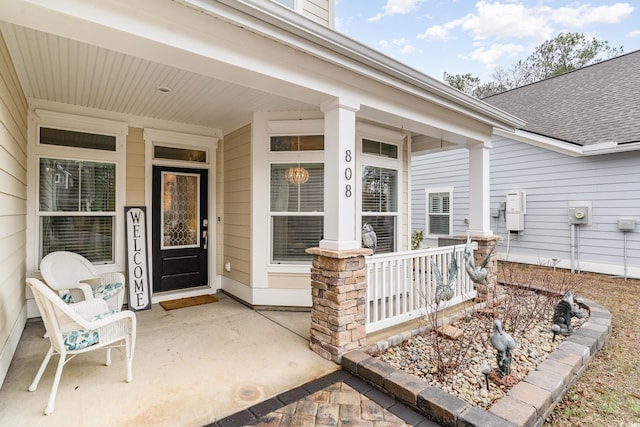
[152,166,208,292]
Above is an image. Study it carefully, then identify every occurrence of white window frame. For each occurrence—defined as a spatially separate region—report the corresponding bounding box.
[357,123,404,253]
[425,187,453,237]
[266,128,325,267]
[270,0,303,13]
[27,110,128,275]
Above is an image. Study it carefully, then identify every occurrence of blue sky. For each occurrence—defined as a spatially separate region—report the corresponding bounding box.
[335,1,640,82]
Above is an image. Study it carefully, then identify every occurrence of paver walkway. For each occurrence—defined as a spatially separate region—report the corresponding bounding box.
[208,370,440,427]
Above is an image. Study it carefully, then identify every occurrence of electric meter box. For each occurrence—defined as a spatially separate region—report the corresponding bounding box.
[568,207,590,225]
[618,217,636,231]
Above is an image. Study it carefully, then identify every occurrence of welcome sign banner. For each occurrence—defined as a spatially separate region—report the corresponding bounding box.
[125,206,152,311]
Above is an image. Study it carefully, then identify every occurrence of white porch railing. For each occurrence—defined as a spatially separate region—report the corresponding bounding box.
[364,244,477,333]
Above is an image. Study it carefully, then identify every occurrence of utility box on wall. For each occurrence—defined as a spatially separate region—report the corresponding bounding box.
[617,217,636,231]
[568,206,590,225]
[506,191,526,231]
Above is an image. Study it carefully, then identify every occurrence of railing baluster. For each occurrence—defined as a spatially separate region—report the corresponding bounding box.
[363,244,478,333]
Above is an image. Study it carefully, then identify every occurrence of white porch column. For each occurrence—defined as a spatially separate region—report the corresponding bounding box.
[320,98,360,251]
[467,140,493,236]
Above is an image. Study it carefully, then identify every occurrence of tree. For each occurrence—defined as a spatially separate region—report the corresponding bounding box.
[443,72,505,98]
[519,32,623,83]
[445,32,623,97]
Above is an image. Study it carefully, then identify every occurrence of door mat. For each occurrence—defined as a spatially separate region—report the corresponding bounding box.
[159,294,219,311]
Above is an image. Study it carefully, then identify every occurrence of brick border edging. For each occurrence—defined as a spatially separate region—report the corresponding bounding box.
[341,298,612,427]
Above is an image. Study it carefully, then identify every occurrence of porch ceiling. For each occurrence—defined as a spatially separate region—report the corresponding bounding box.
[0,23,319,135]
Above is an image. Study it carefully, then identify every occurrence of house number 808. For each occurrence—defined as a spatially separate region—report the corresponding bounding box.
[344,149,352,198]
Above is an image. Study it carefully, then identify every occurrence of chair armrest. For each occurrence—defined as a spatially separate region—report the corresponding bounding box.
[89,309,136,329]
[68,298,110,320]
[100,272,125,286]
[66,282,94,302]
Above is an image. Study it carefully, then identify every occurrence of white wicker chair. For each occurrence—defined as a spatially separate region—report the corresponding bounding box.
[26,278,136,415]
[40,251,125,312]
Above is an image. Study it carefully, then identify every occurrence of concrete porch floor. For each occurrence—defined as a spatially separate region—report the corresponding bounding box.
[0,293,339,427]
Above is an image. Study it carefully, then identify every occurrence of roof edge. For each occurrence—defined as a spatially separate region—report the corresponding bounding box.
[495,128,640,156]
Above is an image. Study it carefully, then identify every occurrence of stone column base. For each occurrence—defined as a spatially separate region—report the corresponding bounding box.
[306,247,371,363]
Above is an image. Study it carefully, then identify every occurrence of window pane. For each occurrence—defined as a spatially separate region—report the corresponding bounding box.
[272,216,323,262]
[40,216,114,263]
[362,216,395,254]
[429,192,450,214]
[429,215,450,235]
[362,166,397,212]
[154,146,207,163]
[40,127,116,151]
[270,135,324,151]
[162,173,199,248]
[39,158,116,212]
[362,139,398,159]
[272,0,295,9]
[271,163,323,212]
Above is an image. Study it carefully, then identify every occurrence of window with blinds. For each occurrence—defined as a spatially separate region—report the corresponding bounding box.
[38,158,116,263]
[270,163,324,263]
[428,191,452,235]
[362,166,398,253]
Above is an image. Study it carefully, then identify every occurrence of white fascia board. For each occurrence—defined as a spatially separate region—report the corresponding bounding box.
[581,141,640,155]
[494,128,583,157]
[495,128,640,157]
[180,0,525,131]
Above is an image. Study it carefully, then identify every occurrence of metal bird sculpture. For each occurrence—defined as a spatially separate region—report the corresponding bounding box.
[431,250,458,304]
[463,236,495,285]
[490,319,517,377]
[362,223,377,252]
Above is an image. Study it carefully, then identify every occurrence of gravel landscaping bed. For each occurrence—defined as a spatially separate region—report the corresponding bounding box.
[372,293,588,409]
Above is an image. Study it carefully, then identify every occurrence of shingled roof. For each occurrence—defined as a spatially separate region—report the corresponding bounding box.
[483,50,640,146]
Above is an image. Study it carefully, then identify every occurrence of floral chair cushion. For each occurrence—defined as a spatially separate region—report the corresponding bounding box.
[59,282,123,304]
[60,292,74,304]
[92,282,124,301]
[61,310,116,351]
[62,330,99,351]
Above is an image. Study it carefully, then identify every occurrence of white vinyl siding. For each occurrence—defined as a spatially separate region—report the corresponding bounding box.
[0,31,28,387]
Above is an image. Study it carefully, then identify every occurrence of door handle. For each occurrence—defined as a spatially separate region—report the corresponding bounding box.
[202,230,208,250]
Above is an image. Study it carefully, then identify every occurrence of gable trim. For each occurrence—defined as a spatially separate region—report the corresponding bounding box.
[495,128,640,157]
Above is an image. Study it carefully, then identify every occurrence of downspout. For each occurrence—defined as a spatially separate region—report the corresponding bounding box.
[576,225,581,273]
[570,224,575,273]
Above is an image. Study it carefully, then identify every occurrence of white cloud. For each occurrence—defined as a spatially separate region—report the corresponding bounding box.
[369,0,424,22]
[629,30,640,38]
[552,3,634,27]
[418,1,635,71]
[400,45,416,54]
[462,43,526,69]
[377,37,415,53]
[418,19,465,41]
[377,40,393,50]
[459,2,554,43]
[420,2,635,43]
